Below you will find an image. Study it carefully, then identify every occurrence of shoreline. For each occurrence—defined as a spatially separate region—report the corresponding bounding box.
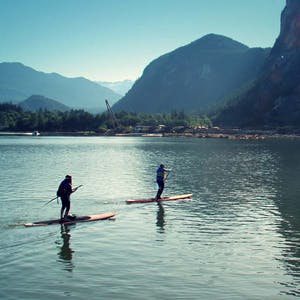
[1,130,300,139]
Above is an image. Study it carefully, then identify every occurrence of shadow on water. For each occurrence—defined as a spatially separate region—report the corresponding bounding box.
[56,224,75,272]
[156,202,165,233]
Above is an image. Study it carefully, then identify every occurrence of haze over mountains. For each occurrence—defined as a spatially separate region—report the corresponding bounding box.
[0,62,122,112]
[97,80,134,96]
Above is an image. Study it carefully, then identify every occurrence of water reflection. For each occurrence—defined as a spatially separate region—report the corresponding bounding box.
[270,139,300,297]
[57,224,75,272]
[157,138,300,296]
[156,202,165,233]
[2,136,300,299]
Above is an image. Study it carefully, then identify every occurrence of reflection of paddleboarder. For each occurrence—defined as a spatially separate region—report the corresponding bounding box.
[156,202,165,231]
[58,225,74,272]
[155,164,171,200]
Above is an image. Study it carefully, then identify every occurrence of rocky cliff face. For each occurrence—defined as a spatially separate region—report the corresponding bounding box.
[273,0,300,52]
[216,0,300,128]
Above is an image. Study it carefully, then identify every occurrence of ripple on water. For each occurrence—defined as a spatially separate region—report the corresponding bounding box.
[0,137,300,299]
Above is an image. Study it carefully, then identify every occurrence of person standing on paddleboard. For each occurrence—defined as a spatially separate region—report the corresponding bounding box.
[155,164,171,200]
[57,175,77,221]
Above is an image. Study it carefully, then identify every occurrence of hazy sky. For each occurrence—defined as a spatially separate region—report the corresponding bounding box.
[0,0,285,82]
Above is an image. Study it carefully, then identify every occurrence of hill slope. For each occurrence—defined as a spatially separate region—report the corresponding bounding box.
[19,95,70,112]
[113,34,270,113]
[0,62,122,112]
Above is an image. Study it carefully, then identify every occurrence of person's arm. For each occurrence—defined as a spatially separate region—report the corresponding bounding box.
[66,183,73,194]
[163,168,171,180]
[72,185,83,193]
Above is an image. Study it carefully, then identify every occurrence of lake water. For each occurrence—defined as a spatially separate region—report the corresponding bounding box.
[0,136,299,299]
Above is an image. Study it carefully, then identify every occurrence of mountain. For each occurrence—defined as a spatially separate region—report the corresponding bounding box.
[112,34,270,113]
[214,0,300,128]
[19,95,70,112]
[97,80,135,96]
[0,62,122,112]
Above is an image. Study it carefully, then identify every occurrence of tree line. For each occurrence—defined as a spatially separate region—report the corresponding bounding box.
[0,103,212,133]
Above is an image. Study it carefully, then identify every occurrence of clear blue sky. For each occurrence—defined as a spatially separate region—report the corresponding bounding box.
[0,0,285,82]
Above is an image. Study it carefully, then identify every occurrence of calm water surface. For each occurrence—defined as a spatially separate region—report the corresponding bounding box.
[0,136,299,299]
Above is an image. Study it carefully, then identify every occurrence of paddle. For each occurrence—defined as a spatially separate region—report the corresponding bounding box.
[72,184,83,193]
[44,195,58,206]
[165,170,171,181]
[43,185,83,206]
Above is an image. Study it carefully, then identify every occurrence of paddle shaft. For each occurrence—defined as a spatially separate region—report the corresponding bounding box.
[44,185,83,206]
[165,171,170,181]
[44,196,58,206]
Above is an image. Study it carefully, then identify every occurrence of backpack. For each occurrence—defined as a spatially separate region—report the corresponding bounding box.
[56,185,66,197]
[56,188,63,197]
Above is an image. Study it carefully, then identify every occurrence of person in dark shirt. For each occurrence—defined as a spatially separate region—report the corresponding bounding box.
[57,175,77,220]
[155,164,170,200]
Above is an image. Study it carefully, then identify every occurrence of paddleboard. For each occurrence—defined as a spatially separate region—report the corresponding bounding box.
[24,212,116,227]
[126,193,192,204]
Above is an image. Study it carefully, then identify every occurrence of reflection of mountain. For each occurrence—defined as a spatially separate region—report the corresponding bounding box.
[270,139,300,296]
[146,138,300,295]
[57,225,75,272]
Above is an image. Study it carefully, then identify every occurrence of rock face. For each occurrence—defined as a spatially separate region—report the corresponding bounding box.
[113,34,269,113]
[215,0,300,128]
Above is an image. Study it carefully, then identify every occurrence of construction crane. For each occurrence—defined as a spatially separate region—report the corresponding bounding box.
[105,99,119,129]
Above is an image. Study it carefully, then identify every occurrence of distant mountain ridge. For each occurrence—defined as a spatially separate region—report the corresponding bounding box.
[0,62,122,113]
[113,34,270,113]
[19,95,70,112]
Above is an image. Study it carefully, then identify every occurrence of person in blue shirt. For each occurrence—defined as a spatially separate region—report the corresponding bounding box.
[155,164,170,200]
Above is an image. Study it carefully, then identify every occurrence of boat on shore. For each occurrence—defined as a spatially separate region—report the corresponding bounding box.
[32,131,40,136]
